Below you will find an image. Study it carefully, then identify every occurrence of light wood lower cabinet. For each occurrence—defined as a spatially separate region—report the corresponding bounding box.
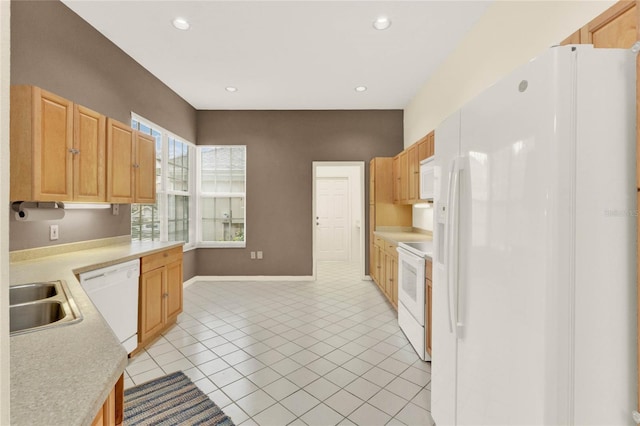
[371,235,398,310]
[137,247,183,350]
[91,374,123,426]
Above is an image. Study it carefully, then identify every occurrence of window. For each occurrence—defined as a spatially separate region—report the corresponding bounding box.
[130,115,247,249]
[130,115,195,248]
[198,146,246,247]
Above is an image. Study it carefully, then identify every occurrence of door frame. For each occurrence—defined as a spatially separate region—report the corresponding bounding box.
[312,162,365,280]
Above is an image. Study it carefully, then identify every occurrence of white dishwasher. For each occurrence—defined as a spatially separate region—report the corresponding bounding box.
[80,259,140,353]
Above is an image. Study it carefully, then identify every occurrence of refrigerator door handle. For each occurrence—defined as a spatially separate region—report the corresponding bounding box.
[445,158,457,334]
[450,158,463,337]
[452,158,464,337]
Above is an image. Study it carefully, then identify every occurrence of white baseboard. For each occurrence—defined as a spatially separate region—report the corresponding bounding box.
[184,275,315,287]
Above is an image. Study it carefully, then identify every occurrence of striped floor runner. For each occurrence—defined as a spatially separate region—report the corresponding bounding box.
[124,371,235,426]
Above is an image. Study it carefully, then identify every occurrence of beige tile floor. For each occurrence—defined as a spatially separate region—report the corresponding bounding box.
[124,261,434,426]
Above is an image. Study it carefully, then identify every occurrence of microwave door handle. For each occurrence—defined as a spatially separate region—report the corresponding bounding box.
[445,159,456,334]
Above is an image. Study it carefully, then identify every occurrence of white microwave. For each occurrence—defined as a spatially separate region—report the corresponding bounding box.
[420,156,434,200]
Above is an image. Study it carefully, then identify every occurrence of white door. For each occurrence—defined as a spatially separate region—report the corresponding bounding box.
[316,178,350,261]
[431,110,461,426]
[455,47,569,426]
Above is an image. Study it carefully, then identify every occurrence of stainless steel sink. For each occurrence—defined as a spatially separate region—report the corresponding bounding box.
[9,280,82,336]
[10,302,65,332]
[9,282,57,305]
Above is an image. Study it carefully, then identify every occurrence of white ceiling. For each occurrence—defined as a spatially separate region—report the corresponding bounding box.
[61,1,491,110]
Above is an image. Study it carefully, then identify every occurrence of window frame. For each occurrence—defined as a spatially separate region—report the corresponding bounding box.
[196,145,247,248]
[131,113,196,250]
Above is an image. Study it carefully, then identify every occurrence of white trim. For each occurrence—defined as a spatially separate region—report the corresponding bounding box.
[184,275,315,283]
[183,276,200,288]
[312,162,366,280]
[0,2,9,422]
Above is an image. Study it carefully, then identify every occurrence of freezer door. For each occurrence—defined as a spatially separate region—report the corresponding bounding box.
[431,110,461,426]
[455,47,575,425]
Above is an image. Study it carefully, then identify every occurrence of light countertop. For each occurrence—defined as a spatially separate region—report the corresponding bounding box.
[10,240,183,426]
[373,229,433,245]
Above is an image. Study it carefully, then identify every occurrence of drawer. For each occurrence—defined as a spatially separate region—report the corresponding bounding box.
[385,241,397,256]
[374,236,384,247]
[426,259,433,280]
[141,246,183,273]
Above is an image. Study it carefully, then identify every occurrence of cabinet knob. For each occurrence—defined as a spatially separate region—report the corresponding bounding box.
[163,293,169,298]
[164,253,169,257]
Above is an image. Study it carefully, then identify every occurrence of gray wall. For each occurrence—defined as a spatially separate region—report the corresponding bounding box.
[196,110,403,276]
[9,0,198,279]
[10,0,196,141]
[9,0,404,278]
[9,206,131,251]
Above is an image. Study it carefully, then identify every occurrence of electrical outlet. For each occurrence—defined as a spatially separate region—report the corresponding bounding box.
[112,204,119,215]
[257,251,263,260]
[49,225,59,241]
[250,251,256,259]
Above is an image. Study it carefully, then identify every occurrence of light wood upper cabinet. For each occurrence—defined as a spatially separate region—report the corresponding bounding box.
[560,1,637,48]
[582,1,637,48]
[10,85,154,204]
[369,158,411,281]
[399,151,409,203]
[392,156,400,204]
[107,119,135,203]
[134,132,156,204]
[417,131,435,162]
[74,105,106,202]
[107,119,156,204]
[393,130,435,205]
[10,86,74,201]
[408,144,419,201]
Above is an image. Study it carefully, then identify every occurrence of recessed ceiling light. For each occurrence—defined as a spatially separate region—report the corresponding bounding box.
[355,86,367,92]
[225,87,238,93]
[373,16,391,30]
[172,17,190,31]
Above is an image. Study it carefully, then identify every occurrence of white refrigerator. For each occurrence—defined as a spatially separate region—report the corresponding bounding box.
[432,45,637,426]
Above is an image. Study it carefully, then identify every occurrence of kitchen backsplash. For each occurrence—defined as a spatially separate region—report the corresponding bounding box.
[9,204,131,252]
